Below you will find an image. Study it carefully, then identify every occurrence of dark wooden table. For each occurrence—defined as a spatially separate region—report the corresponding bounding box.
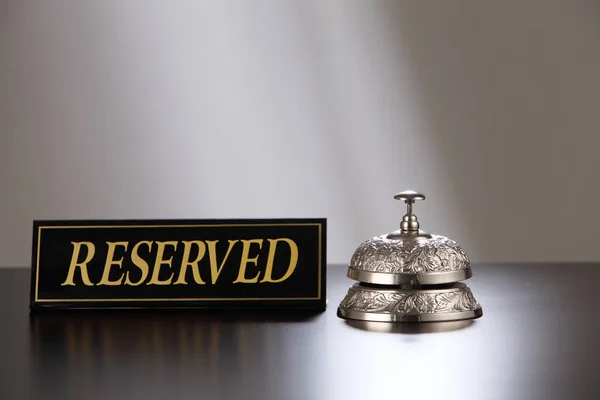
[1,264,599,400]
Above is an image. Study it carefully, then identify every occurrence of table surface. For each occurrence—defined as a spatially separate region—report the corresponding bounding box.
[1,263,599,400]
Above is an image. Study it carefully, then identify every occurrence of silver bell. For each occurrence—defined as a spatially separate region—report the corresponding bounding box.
[337,190,483,323]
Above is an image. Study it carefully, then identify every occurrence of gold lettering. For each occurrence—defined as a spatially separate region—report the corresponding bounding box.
[206,240,238,284]
[98,241,129,285]
[260,238,299,283]
[233,239,263,283]
[61,241,96,286]
[147,241,178,285]
[125,241,153,286]
[174,241,207,285]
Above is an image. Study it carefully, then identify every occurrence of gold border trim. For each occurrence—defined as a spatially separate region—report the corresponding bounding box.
[35,222,323,303]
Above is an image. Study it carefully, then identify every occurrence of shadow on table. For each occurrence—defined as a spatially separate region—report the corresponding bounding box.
[344,319,474,334]
[29,307,324,323]
[27,308,326,398]
[28,309,324,364]
[28,309,324,363]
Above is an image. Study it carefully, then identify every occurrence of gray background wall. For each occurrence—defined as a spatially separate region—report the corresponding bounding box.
[1,0,600,267]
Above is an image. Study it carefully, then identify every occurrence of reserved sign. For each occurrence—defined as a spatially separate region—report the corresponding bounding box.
[30,219,326,311]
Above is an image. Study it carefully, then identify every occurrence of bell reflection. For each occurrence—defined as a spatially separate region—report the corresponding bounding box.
[345,319,474,334]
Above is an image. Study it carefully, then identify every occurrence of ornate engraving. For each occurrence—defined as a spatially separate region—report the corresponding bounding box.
[350,234,469,274]
[339,285,481,314]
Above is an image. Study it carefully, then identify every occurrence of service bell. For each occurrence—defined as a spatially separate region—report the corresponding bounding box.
[337,190,483,322]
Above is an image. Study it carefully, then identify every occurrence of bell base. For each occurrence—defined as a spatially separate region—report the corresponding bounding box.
[337,282,482,323]
[338,308,482,323]
[347,266,472,285]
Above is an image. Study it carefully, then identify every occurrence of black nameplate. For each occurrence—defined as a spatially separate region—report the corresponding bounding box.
[30,219,326,311]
